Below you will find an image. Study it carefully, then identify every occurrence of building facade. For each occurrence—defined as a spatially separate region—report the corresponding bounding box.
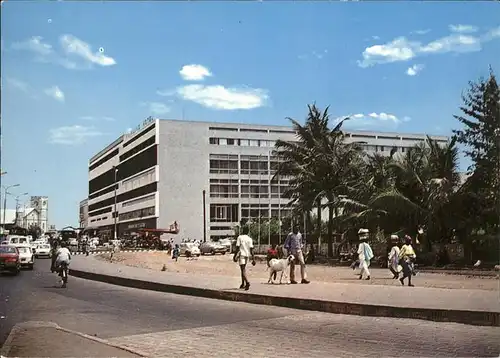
[79,199,89,228]
[86,118,448,242]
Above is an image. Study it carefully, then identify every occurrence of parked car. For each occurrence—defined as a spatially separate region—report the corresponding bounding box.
[14,244,35,270]
[179,243,201,257]
[0,245,21,275]
[199,241,227,255]
[35,244,51,258]
[218,238,235,253]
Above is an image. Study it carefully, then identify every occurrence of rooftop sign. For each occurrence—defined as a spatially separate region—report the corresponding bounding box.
[125,116,155,138]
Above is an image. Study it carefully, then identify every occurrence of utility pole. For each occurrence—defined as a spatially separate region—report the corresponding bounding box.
[2,184,20,230]
[202,189,207,242]
[114,167,119,240]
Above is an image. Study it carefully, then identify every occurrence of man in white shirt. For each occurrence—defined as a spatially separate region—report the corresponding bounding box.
[55,243,72,268]
[233,226,255,291]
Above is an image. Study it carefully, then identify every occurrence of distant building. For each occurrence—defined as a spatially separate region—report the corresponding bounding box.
[29,196,49,232]
[79,198,89,228]
[0,209,17,233]
[85,118,449,242]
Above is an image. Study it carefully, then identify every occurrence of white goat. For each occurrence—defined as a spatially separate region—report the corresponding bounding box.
[267,255,295,284]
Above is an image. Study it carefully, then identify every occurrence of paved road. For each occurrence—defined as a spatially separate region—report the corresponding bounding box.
[1,259,499,357]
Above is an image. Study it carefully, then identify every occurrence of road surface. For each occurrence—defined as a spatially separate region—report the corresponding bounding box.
[1,259,499,357]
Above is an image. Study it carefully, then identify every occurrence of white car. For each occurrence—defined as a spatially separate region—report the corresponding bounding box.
[14,244,35,270]
[35,244,51,258]
[179,243,200,257]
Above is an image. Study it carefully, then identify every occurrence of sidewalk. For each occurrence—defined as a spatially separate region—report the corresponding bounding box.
[69,256,500,327]
[0,321,144,358]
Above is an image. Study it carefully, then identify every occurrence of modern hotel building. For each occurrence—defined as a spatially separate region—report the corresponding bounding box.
[86,118,448,242]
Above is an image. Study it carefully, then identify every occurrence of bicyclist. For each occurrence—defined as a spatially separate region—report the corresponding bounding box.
[55,242,72,285]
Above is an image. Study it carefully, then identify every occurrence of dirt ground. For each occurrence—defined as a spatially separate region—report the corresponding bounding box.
[97,251,499,291]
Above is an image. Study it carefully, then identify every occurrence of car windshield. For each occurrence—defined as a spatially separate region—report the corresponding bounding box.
[17,247,30,253]
[0,246,16,254]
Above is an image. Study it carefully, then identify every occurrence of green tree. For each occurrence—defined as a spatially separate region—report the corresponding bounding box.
[452,68,500,233]
[28,223,42,240]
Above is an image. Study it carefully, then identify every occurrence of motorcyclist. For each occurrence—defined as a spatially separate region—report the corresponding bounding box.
[55,242,72,287]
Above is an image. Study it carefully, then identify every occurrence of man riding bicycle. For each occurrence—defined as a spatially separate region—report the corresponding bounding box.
[55,242,72,287]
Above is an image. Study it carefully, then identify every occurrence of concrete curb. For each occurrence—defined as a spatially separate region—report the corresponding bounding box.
[70,269,499,327]
[0,321,148,358]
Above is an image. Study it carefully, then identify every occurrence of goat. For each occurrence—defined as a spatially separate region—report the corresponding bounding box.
[267,255,295,284]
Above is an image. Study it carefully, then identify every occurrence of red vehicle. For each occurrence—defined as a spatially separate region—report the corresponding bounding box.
[0,245,21,275]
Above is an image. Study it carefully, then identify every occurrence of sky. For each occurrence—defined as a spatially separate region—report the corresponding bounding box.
[1,1,499,228]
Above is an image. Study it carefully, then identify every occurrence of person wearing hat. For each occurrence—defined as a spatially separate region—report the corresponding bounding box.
[388,234,401,279]
[357,228,374,280]
[398,235,416,286]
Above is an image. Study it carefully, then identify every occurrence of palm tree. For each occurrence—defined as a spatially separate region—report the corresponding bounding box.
[273,103,363,257]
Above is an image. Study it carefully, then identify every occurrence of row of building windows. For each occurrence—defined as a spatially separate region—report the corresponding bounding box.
[89,145,157,195]
[118,206,155,222]
[88,182,157,214]
[122,168,156,193]
[209,138,277,147]
[122,193,156,208]
[209,203,292,223]
[209,137,429,155]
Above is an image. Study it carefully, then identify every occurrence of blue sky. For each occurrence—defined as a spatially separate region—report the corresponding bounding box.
[1,1,499,228]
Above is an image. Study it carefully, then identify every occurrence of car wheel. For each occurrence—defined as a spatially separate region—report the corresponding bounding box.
[12,268,20,276]
[211,250,215,255]
[29,264,34,270]
[222,251,226,255]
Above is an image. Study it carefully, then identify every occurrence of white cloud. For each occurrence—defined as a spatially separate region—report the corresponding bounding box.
[179,64,212,81]
[156,89,176,97]
[358,26,499,68]
[406,64,425,76]
[140,102,171,115]
[44,86,65,102]
[60,34,116,67]
[413,29,431,35]
[49,125,103,145]
[11,35,116,70]
[449,24,478,33]
[4,77,30,92]
[177,84,268,110]
[80,116,116,122]
[337,112,409,130]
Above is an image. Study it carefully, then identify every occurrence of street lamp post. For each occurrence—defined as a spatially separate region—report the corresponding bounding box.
[2,184,20,229]
[14,192,29,226]
[113,167,119,240]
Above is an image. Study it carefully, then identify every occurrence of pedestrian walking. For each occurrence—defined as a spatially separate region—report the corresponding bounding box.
[233,226,255,290]
[172,244,180,262]
[399,235,417,287]
[284,226,310,284]
[357,228,373,280]
[388,234,401,279]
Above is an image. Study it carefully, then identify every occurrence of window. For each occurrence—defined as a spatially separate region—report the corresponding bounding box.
[89,149,119,171]
[122,194,156,208]
[227,138,235,145]
[117,145,157,181]
[240,157,268,175]
[249,140,259,147]
[240,139,249,146]
[88,182,157,212]
[209,155,238,174]
[241,185,269,199]
[123,124,155,147]
[209,127,238,131]
[89,206,113,217]
[240,128,267,133]
[209,137,219,145]
[121,168,156,192]
[210,226,232,231]
[209,204,239,223]
[119,206,155,221]
[120,136,155,162]
[210,183,239,198]
[89,184,117,200]
[219,138,227,145]
[89,168,116,195]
